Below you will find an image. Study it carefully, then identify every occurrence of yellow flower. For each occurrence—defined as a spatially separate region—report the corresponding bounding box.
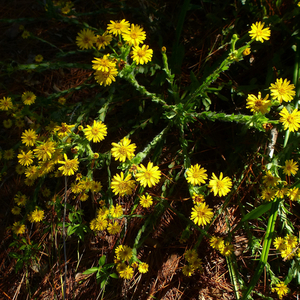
[35,54,43,63]
[34,140,56,161]
[186,164,208,186]
[279,107,300,132]
[122,24,146,46]
[208,172,232,197]
[28,208,44,223]
[119,266,134,279]
[248,21,270,43]
[109,204,123,218]
[219,242,234,256]
[12,221,26,235]
[11,206,21,215]
[18,150,34,166]
[115,245,133,261]
[190,202,214,227]
[135,161,161,188]
[21,129,38,147]
[76,28,96,50]
[91,180,102,192]
[131,44,153,65]
[262,171,280,187]
[97,207,109,219]
[261,187,276,201]
[14,193,27,206]
[270,78,295,103]
[210,236,225,251]
[111,172,136,196]
[138,262,149,273]
[22,91,36,105]
[92,55,116,72]
[242,47,251,56]
[272,281,289,299]
[246,92,271,114]
[111,137,136,162]
[182,265,195,276]
[22,30,30,39]
[0,97,13,110]
[94,67,118,86]
[16,164,25,174]
[274,237,285,250]
[184,249,198,263]
[3,149,15,160]
[192,192,205,204]
[139,194,153,208]
[58,154,79,176]
[283,159,298,176]
[107,19,130,36]
[107,221,121,235]
[84,120,107,143]
[58,97,66,105]
[53,123,74,138]
[3,119,13,128]
[95,32,112,50]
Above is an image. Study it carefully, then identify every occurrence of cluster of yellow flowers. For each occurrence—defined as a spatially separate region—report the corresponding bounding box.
[210,236,234,257]
[274,233,300,261]
[271,281,289,299]
[185,164,232,227]
[182,249,203,276]
[76,19,153,86]
[114,245,149,279]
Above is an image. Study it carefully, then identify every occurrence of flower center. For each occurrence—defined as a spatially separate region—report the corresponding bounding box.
[143,171,152,179]
[91,127,100,135]
[255,100,263,107]
[115,24,122,29]
[137,49,146,57]
[118,146,127,155]
[130,32,138,39]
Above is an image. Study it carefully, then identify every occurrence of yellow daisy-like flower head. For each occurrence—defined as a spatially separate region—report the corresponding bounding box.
[95,32,112,50]
[219,242,234,257]
[33,140,56,161]
[14,193,27,206]
[269,78,296,103]
[248,21,271,43]
[107,221,121,235]
[288,187,300,201]
[111,137,136,162]
[138,262,149,274]
[35,54,43,63]
[109,204,123,218]
[273,237,285,250]
[115,245,133,261]
[119,266,134,279]
[17,150,34,166]
[84,120,107,143]
[210,236,225,251]
[186,164,208,186]
[58,154,79,176]
[192,192,205,204]
[94,67,118,86]
[261,187,276,201]
[262,170,280,187]
[208,172,232,197]
[92,55,116,72]
[272,281,289,299]
[22,91,36,105]
[0,97,13,111]
[122,24,146,46]
[107,19,130,36]
[246,92,271,114]
[182,265,195,277]
[12,221,26,235]
[190,202,214,227]
[4,149,15,160]
[279,107,300,132]
[111,172,136,196]
[139,194,153,208]
[131,44,153,65]
[184,249,198,263]
[76,28,96,50]
[283,159,298,176]
[28,207,44,223]
[11,206,21,215]
[135,161,161,188]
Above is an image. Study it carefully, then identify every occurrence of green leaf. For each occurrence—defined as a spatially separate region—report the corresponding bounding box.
[99,255,106,267]
[83,267,99,275]
[241,202,273,222]
[109,273,119,279]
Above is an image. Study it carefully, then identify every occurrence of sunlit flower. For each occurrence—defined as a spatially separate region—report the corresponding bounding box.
[139,194,153,208]
[186,164,208,186]
[135,161,161,188]
[94,67,118,86]
[92,55,116,72]
[246,92,271,114]
[53,123,74,138]
[34,140,56,161]
[96,207,109,219]
[122,24,146,46]
[115,245,133,261]
[243,47,251,56]
[219,242,234,256]
[262,171,280,187]
[274,237,285,250]
[248,21,270,43]
[22,91,36,105]
[210,236,225,251]
[107,221,121,235]
[111,137,136,162]
[138,262,149,273]
[17,150,34,166]
[275,187,288,199]
[109,204,123,218]
[283,159,298,176]
[28,207,44,223]
[12,221,26,235]
[111,172,136,196]
[107,19,130,36]
[182,265,195,276]
[84,120,107,143]
[190,202,214,226]
[272,281,289,299]
[279,107,300,132]
[0,97,13,110]
[261,187,276,201]
[192,192,205,204]
[270,78,295,103]
[208,172,232,197]
[21,129,38,147]
[119,266,134,279]
[91,180,102,192]
[95,32,112,50]
[131,44,153,65]
[58,154,79,176]
[76,28,96,49]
